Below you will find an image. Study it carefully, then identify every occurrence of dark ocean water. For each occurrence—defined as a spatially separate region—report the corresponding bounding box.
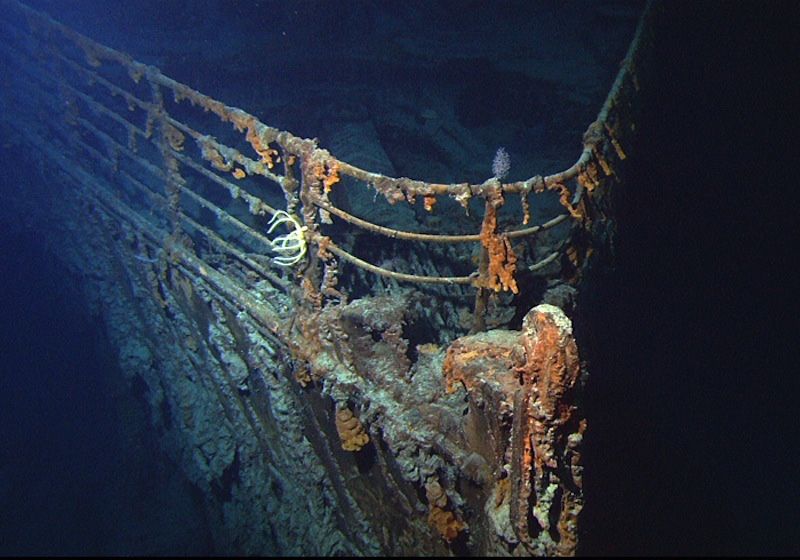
[581,3,798,555]
[0,217,212,555]
[1,0,797,556]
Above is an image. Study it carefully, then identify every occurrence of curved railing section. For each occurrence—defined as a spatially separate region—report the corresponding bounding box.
[0,0,652,329]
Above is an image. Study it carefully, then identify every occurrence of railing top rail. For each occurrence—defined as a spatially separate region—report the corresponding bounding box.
[1,0,653,304]
[6,0,649,202]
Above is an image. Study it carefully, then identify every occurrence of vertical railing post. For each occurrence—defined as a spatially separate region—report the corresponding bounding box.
[147,74,186,248]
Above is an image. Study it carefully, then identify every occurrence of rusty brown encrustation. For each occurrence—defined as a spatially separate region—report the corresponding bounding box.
[444,304,585,556]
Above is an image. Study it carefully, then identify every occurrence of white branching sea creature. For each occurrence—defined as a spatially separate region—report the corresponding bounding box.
[267,210,307,266]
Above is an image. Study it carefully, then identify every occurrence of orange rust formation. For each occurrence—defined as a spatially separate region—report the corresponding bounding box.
[425,478,467,542]
[428,506,466,543]
[315,159,341,194]
[514,305,584,557]
[475,203,519,294]
[335,407,369,452]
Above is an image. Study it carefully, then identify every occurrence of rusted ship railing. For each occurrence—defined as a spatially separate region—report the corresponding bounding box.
[0,0,648,330]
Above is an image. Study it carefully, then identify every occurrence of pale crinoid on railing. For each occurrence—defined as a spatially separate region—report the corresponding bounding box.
[267,210,308,266]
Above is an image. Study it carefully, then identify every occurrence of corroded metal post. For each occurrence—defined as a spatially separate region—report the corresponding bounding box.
[444,304,585,555]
